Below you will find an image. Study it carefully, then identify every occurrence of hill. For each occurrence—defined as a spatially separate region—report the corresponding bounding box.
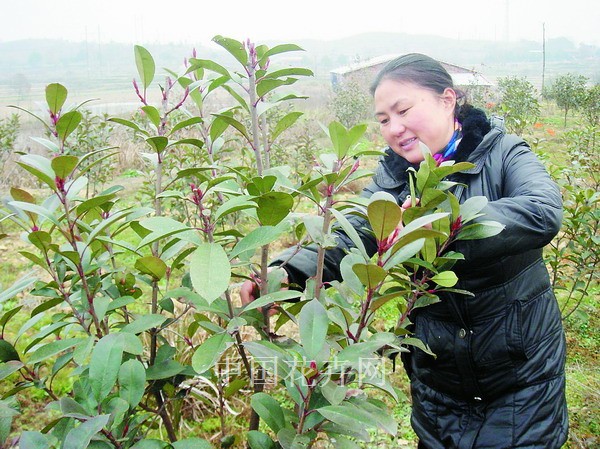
[0,32,598,111]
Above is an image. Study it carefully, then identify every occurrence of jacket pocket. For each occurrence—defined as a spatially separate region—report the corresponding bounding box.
[518,287,563,359]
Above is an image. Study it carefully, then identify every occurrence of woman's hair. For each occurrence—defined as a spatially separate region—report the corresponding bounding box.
[370,53,466,118]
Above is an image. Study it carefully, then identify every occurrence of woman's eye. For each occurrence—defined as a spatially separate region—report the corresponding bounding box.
[398,108,409,116]
[379,118,389,125]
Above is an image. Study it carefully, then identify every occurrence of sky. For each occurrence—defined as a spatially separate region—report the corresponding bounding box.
[1,0,599,47]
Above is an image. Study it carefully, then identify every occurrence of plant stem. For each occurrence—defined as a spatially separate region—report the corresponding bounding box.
[314,190,335,299]
[247,51,263,176]
[59,188,104,338]
[154,391,178,442]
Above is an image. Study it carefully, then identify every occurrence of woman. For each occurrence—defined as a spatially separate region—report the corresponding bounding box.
[241,53,568,449]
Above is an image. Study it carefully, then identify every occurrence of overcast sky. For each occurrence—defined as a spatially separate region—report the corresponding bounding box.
[2,0,598,46]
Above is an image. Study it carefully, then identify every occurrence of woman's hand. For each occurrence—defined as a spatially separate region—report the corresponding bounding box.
[240,267,288,317]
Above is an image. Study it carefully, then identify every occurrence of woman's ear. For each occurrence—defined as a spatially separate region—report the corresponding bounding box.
[441,88,457,112]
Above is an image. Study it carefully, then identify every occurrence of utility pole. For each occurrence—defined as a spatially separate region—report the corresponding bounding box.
[505,0,510,41]
[541,23,546,98]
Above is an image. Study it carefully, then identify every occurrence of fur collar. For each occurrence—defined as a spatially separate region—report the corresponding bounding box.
[375,106,491,189]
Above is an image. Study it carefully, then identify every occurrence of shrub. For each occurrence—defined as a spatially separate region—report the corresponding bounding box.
[495,76,540,136]
[0,38,503,449]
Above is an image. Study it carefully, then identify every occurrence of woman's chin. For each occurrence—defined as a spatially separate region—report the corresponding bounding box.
[392,145,426,164]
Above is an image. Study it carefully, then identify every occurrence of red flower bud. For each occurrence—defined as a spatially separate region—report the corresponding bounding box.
[451,216,463,233]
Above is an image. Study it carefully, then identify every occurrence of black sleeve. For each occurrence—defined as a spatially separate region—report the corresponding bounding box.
[454,143,563,261]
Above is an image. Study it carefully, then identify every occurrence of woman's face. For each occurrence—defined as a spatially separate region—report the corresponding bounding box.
[374,79,457,163]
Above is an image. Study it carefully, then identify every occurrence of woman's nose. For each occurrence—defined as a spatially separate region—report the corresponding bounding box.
[389,116,405,135]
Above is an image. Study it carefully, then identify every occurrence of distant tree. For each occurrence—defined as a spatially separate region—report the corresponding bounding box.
[330,80,372,128]
[581,84,600,128]
[548,73,588,127]
[496,76,540,136]
[0,114,20,171]
[9,73,31,100]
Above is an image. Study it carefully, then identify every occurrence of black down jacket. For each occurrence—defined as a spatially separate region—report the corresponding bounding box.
[275,107,568,449]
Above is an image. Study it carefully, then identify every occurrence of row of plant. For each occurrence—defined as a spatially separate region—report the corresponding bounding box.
[0,37,510,449]
[0,37,597,449]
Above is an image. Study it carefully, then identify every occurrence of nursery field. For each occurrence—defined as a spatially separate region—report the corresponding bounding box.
[0,39,598,449]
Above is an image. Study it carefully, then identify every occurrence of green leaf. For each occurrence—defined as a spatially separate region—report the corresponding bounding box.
[400,337,435,357]
[383,238,425,270]
[229,226,286,260]
[10,187,35,204]
[459,196,488,223]
[121,314,166,334]
[56,111,82,144]
[271,111,303,142]
[89,334,124,402]
[211,113,250,143]
[456,221,504,240]
[317,404,374,431]
[352,263,387,290]
[118,359,146,407]
[28,338,85,364]
[0,361,24,380]
[188,58,231,77]
[146,136,169,153]
[340,252,366,296]
[248,175,277,195]
[320,380,347,406]
[257,78,297,99]
[17,431,51,449]
[135,256,167,280]
[17,154,56,190]
[46,83,68,115]
[243,340,294,379]
[122,333,144,356]
[134,45,155,89]
[329,209,369,261]
[299,299,329,359]
[145,359,185,380]
[141,105,161,129]
[190,243,231,304]
[351,398,398,435]
[136,216,194,249]
[328,121,348,159]
[400,212,449,235]
[191,332,234,374]
[28,137,58,154]
[0,275,36,304]
[430,271,458,287]
[214,195,256,221]
[433,161,475,179]
[59,397,90,419]
[131,440,170,449]
[51,155,79,179]
[63,414,110,449]
[367,198,402,242]
[10,202,59,227]
[76,193,118,215]
[335,335,395,370]
[250,392,287,434]
[212,35,248,67]
[256,192,293,225]
[263,67,313,80]
[263,44,304,59]
[247,431,277,449]
[108,117,149,136]
[0,402,18,444]
[172,438,214,449]
[0,340,19,362]
[169,116,203,135]
[241,290,302,312]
